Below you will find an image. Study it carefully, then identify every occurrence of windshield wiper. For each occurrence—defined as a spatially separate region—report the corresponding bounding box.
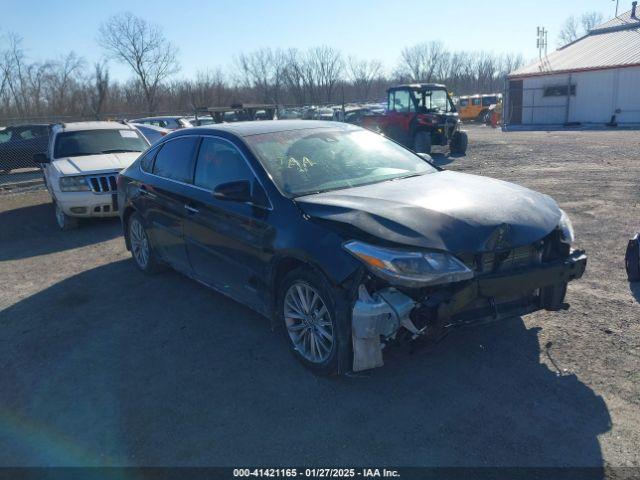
[64,152,99,157]
[390,172,425,181]
[101,149,141,153]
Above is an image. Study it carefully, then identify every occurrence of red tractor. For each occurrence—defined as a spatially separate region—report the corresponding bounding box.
[362,83,468,155]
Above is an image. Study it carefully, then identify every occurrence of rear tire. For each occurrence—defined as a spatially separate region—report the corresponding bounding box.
[413,130,432,154]
[449,130,468,155]
[278,267,349,375]
[128,212,165,274]
[54,201,79,231]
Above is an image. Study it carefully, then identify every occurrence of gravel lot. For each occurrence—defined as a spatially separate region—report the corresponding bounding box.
[0,125,638,468]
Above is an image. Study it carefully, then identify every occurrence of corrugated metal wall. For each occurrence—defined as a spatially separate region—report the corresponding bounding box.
[507,66,640,126]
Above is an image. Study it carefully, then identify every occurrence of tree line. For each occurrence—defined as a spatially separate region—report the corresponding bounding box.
[0,12,525,123]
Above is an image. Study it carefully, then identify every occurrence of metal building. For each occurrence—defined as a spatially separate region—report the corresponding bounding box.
[504,5,640,127]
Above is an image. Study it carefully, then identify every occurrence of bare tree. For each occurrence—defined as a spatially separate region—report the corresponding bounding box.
[399,41,449,82]
[558,16,581,46]
[46,52,85,114]
[98,12,179,113]
[347,56,383,100]
[581,11,603,32]
[234,48,287,104]
[88,62,109,119]
[306,46,343,103]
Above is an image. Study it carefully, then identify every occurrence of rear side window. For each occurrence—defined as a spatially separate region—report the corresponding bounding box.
[140,146,160,172]
[152,137,199,183]
[194,137,253,190]
[472,98,481,106]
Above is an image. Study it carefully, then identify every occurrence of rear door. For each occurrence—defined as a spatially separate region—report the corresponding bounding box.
[183,136,273,311]
[144,136,199,273]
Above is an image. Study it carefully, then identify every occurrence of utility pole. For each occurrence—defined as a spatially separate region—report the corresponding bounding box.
[614,0,619,17]
[536,26,548,60]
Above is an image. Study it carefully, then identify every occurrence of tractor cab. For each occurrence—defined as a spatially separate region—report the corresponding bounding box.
[362,83,467,155]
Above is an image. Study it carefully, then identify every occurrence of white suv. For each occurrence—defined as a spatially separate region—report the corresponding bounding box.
[39,121,149,230]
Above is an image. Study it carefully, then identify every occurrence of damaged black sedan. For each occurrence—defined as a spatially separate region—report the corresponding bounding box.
[117,120,586,375]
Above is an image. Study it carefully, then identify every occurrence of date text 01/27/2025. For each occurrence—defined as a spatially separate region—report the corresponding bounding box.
[232,468,401,478]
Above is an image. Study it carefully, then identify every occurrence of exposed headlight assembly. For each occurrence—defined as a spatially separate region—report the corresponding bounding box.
[344,240,474,288]
[558,209,575,244]
[59,176,90,192]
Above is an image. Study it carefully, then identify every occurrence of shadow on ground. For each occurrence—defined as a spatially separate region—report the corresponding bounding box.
[0,259,611,468]
[630,282,640,303]
[0,202,121,261]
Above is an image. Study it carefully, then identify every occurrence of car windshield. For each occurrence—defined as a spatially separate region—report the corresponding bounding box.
[54,129,148,158]
[414,89,451,113]
[245,127,436,197]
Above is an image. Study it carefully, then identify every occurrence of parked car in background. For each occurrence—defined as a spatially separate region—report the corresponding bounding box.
[118,120,586,375]
[129,116,192,130]
[332,106,378,125]
[457,93,502,122]
[185,116,215,127]
[38,121,149,230]
[131,123,170,144]
[0,124,51,173]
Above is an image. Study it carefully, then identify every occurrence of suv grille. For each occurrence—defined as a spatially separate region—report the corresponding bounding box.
[88,174,117,193]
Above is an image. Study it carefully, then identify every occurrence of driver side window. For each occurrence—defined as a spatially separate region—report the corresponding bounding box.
[194,137,254,190]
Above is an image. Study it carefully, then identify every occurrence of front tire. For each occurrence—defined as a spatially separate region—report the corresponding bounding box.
[278,267,348,375]
[413,130,432,154]
[449,130,468,155]
[128,212,164,274]
[54,201,79,230]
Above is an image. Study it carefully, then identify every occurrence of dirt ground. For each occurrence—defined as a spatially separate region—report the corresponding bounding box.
[0,125,638,468]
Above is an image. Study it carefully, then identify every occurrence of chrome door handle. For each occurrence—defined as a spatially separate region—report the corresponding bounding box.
[184,205,199,214]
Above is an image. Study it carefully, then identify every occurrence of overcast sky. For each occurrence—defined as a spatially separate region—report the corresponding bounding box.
[2,0,618,81]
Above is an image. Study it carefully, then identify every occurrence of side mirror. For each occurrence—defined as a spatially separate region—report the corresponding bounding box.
[213,180,252,203]
[33,152,49,164]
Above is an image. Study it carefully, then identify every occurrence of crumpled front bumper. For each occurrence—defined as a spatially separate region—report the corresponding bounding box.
[438,249,587,321]
[351,249,587,372]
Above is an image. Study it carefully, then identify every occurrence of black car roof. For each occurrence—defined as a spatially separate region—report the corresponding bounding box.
[179,120,355,138]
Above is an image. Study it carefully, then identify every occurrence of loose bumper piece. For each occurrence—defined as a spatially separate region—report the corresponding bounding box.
[351,285,415,372]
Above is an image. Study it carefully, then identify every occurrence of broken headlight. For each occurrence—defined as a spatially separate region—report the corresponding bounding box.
[343,240,474,288]
[558,209,575,244]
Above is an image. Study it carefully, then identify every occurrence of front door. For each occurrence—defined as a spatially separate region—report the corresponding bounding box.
[146,136,199,273]
[183,136,273,311]
[384,89,415,146]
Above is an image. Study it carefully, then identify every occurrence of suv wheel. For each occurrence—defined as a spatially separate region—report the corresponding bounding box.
[413,130,432,154]
[279,267,347,375]
[128,212,164,273]
[54,202,79,230]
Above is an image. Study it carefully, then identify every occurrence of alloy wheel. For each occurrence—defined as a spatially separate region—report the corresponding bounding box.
[284,281,334,363]
[130,218,150,269]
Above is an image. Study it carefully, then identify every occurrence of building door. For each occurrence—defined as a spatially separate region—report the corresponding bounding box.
[509,80,523,125]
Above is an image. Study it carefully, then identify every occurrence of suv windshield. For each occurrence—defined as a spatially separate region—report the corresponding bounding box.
[54,129,148,158]
[245,127,436,197]
[412,89,452,113]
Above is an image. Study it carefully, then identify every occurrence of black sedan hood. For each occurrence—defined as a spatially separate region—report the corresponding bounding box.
[295,171,561,253]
